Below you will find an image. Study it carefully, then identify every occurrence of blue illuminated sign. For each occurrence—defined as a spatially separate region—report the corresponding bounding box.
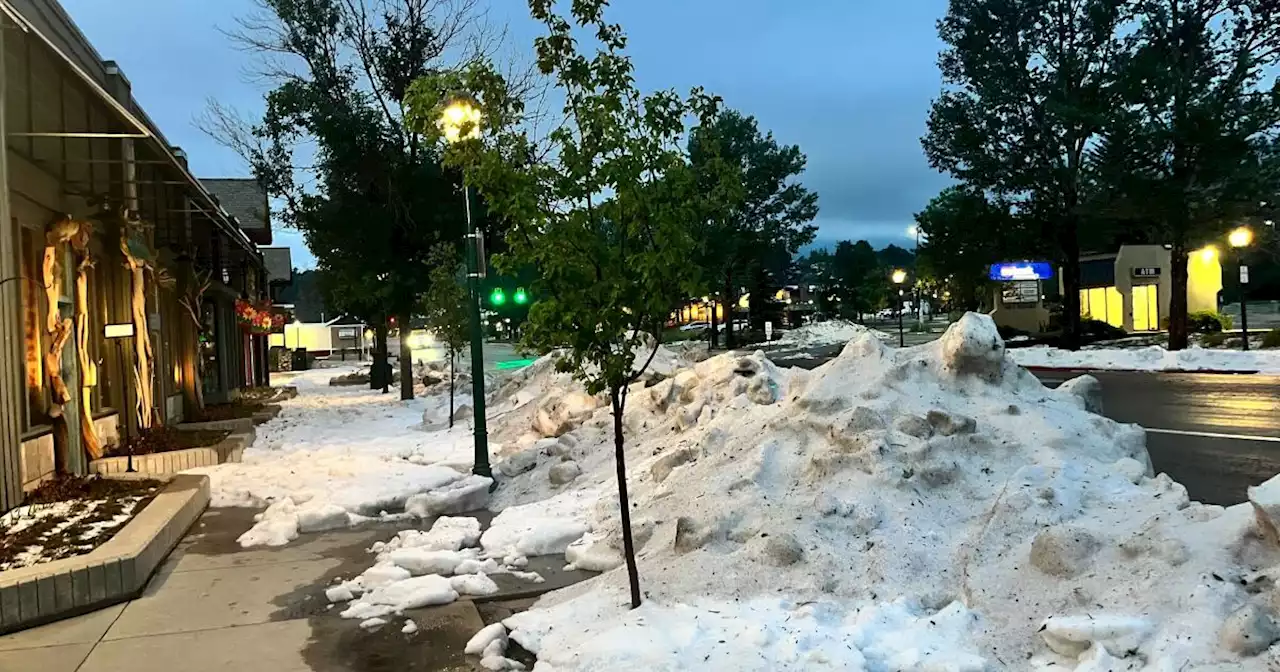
[989,261,1054,281]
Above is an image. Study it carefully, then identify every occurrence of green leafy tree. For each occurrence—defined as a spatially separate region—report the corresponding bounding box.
[405,0,719,609]
[831,240,884,318]
[202,0,498,398]
[423,244,469,426]
[915,186,1036,311]
[688,109,819,347]
[1091,0,1280,349]
[924,0,1129,350]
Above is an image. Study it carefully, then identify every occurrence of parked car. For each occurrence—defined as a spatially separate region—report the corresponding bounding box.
[678,321,710,332]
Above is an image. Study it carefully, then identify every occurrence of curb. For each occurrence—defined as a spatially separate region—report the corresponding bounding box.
[0,474,210,634]
[1023,366,1262,375]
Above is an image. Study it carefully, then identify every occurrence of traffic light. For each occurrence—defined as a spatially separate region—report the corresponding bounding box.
[514,287,528,305]
[489,288,507,306]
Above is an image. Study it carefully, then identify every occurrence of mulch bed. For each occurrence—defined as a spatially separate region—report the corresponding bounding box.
[105,426,231,458]
[0,476,162,571]
[190,401,265,423]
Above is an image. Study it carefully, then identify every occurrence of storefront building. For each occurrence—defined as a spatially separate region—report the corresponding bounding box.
[0,0,268,511]
[1073,245,1221,333]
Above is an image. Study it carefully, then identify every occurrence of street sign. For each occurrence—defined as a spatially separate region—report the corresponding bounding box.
[1132,267,1161,278]
[989,261,1053,281]
[1001,280,1040,305]
[764,322,774,341]
[1241,265,1250,284]
[104,323,135,339]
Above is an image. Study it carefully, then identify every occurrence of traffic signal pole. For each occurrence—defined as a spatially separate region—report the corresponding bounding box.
[464,186,491,478]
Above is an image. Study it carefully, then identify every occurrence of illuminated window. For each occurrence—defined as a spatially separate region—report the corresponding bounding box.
[1079,286,1124,329]
[1132,285,1158,331]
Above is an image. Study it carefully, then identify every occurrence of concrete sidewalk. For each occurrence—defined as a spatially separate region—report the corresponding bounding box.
[0,508,590,672]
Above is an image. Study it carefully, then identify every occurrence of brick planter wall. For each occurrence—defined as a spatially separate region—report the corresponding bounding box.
[88,433,251,476]
[0,474,210,634]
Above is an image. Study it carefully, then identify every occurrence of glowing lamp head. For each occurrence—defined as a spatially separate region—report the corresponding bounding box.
[1198,246,1218,262]
[1229,226,1254,249]
[438,95,482,144]
[891,269,908,284]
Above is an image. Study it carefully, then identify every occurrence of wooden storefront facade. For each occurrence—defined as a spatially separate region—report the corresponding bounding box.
[0,0,268,511]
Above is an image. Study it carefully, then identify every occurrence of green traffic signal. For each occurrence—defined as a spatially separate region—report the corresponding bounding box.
[490,288,506,306]
[514,288,528,305]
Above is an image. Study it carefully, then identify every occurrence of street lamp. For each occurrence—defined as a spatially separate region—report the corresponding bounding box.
[891,269,907,347]
[439,93,491,480]
[907,226,925,326]
[1229,226,1254,351]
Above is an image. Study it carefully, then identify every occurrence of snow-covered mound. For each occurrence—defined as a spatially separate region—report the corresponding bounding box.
[772,319,894,348]
[483,313,1280,670]
[1010,343,1280,373]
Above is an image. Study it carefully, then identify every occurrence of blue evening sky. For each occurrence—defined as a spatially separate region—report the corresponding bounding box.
[61,0,950,268]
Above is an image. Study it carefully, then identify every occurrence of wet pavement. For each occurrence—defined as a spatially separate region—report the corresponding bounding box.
[0,506,597,672]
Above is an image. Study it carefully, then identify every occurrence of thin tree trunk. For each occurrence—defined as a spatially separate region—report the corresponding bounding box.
[1168,240,1190,351]
[373,320,390,392]
[611,388,642,609]
[370,315,382,390]
[708,297,719,350]
[1058,214,1083,351]
[449,347,455,429]
[398,312,413,401]
[723,271,736,350]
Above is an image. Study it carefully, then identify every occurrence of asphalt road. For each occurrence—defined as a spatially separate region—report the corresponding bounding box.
[758,343,1280,506]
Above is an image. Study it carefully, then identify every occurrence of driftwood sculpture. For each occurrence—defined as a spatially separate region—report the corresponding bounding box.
[42,215,105,463]
[113,208,159,431]
[70,226,103,460]
[179,269,212,409]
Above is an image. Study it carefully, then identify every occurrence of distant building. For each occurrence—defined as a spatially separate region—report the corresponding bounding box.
[988,245,1223,334]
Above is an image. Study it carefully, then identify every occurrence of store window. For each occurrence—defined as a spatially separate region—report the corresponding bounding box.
[19,225,49,431]
[201,299,221,398]
[91,258,114,412]
[1079,286,1124,329]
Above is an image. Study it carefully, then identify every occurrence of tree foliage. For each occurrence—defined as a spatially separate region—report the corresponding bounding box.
[924,0,1128,349]
[1091,0,1280,348]
[687,109,818,345]
[204,0,503,397]
[406,0,721,609]
[915,186,1033,311]
[423,243,469,425]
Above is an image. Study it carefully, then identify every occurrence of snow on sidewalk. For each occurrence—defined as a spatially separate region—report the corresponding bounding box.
[1009,343,1280,373]
[188,366,484,547]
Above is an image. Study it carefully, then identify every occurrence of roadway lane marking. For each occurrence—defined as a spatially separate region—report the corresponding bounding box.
[1145,427,1280,443]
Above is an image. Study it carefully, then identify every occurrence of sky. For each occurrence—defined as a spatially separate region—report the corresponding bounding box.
[61,0,952,269]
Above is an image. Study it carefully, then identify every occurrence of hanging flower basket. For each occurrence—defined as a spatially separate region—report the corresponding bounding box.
[235,299,257,329]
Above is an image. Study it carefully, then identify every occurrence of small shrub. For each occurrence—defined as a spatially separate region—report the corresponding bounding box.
[107,427,230,458]
[1201,332,1228,348]
[1188,310,1232,333]
[997,325,1030,341]
[1081,319,1128,340]
[1262,329,1280,349]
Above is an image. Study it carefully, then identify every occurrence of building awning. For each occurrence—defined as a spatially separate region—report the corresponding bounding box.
[0,0,260,261]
